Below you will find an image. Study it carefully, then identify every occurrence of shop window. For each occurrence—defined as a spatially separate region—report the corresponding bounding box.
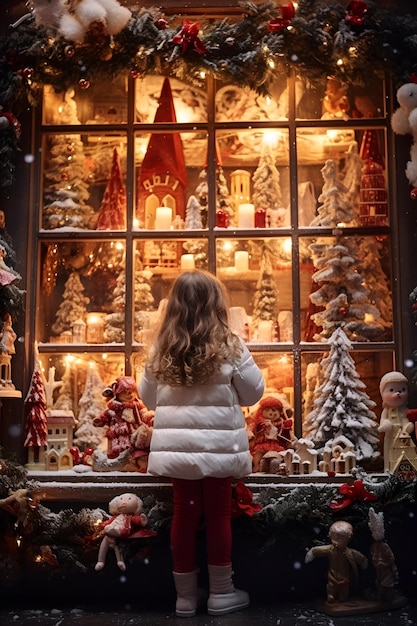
[34,68,395,472]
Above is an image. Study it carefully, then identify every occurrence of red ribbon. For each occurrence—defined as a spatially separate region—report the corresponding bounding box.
[267,2,295,32]
[345,0,368,26]
[172,20,206,55]
[231,481,262,519]
[330,479,377,511]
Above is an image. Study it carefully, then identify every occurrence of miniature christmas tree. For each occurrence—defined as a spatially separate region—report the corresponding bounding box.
[53,360,76,413]
[96,147,126,230]
[42,91,95,230]
[23,360,48,463]
[310,159,355,227]
[303,327,380,461]
[104,268,155,343]
[191,148,235,228]
[51,272,90,337]
[342,144,362,224]
[251,245,279,337]
[309,238,384,341]
[252,140,288,227]
[134,268,155,341]
[185,195,204,229]
[358,237,393,336]
[73,363,107,451]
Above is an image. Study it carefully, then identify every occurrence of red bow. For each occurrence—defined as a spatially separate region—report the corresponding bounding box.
[172,20,206,55]
[267,2,295,32]
[231,481,262,519]
[330,479,377,511]
[70,446,94,466]
[345,0,368,26]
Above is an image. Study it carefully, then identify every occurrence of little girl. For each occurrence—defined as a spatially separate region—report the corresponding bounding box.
[140,270,264,617]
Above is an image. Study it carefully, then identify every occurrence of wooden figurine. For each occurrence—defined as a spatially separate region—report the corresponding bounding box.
[305,520,367,605]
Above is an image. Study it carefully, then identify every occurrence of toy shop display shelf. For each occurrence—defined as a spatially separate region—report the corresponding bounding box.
[27,470,387,504]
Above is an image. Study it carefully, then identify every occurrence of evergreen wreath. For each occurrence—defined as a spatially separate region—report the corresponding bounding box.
[1,1,417,192]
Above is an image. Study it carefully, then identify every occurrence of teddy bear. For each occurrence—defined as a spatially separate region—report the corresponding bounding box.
[95,492,149,571]
[391,80,417,199]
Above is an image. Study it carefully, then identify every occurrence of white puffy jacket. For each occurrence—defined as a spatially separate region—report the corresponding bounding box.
[139,341,264,479]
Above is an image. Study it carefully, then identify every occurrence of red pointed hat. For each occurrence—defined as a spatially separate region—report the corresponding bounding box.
[137,78,187,220]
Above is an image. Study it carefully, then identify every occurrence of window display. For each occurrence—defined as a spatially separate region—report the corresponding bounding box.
[34,68,395,474]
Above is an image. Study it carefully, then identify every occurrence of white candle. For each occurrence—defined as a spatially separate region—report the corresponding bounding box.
[180,254,195,270]
[234,251,249,272]
[258,320,273,342]
[86,313,104,343]
[238,203,255,228]
[154,206,172,230]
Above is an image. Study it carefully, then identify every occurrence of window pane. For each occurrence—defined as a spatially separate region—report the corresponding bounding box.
[41,133,127,231]
[135,75,207,124]
[43,78,128,125]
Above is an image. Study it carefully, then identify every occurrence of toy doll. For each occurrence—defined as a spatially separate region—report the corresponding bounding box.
[250,396,295,472]
[93,376,153,471]
[95,492,149,571]
[305,520,367,604]
[378,371,414,471]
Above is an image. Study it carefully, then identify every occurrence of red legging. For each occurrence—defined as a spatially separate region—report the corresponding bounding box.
[171,476,233,573]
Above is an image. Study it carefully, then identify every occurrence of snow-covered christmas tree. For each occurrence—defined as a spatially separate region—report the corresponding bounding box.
[251,245,279,338]
[73,363,107,452]
[309,238,385,341]
[185,194,204,229]
[252,140,288,227]
[51,272,90,337]
[103,271,126,343]
[43,90,96,230]
[310,159,355,227]
[104,268,155,343]
[189,148,235,228]
[310,237,384,341]
[358,237,392,336]
[23,360,48,463]
[303,327,380,462]
[43,90,96,229]
[342,144,362,224]
[96,147,126,230]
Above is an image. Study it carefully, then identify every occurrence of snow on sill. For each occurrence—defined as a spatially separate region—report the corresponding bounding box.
[27,469,388,503]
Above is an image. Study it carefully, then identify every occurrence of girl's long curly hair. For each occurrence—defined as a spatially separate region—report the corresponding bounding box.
[147,270,242,386]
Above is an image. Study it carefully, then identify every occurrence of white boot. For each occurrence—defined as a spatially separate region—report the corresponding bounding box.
[207,564,249,616]
[173,571,198,617]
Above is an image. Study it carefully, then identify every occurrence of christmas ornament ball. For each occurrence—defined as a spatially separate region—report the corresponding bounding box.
[79,78,91,90]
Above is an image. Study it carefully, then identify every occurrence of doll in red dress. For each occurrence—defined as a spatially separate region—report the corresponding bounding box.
[95,492,150,571]
[93,376,153,471]
[250,396,295,472]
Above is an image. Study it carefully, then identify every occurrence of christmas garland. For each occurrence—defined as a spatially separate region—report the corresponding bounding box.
[0,455,416,590]
[1,0,417,194]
